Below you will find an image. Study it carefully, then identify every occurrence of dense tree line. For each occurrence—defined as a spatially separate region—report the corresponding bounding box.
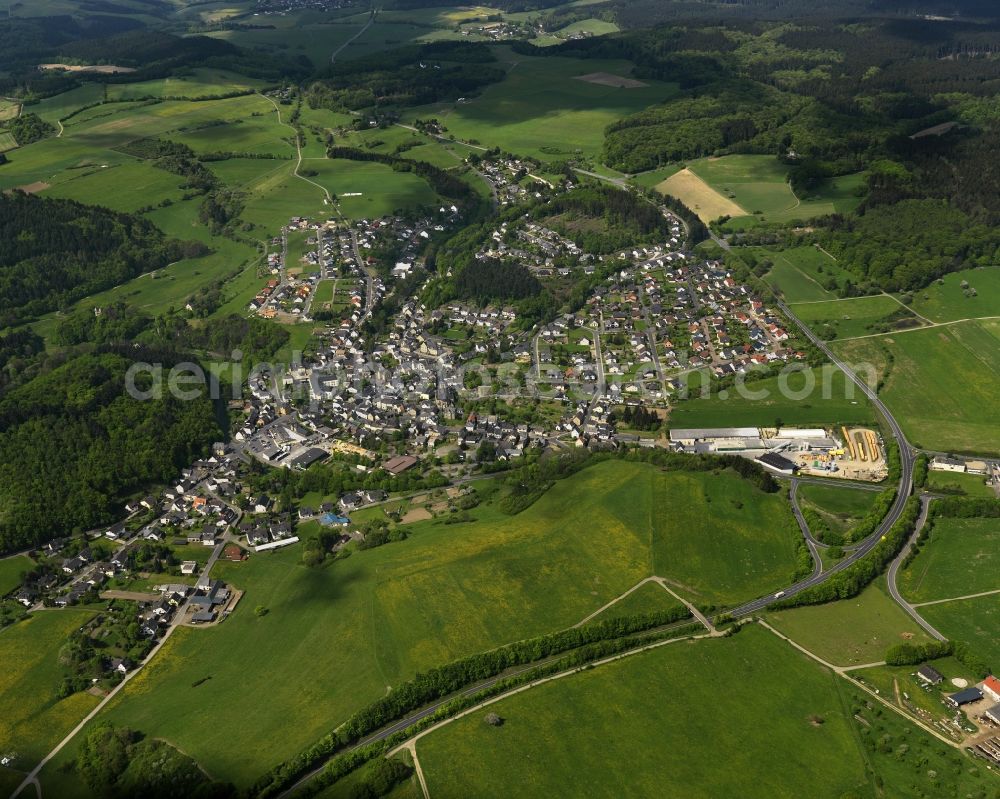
[454,259,542,303]
[613,404,661,431]
[4,112,56,146]
[54,302,152,347]
[884,640,952,666]
[0,193,203,326]
[118,137,218,193]
[306,41,502,112]
[537,186,671,254]
[0,351,222,554]
[77,723,235,799]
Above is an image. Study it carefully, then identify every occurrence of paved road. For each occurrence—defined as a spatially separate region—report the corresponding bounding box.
[725,298,916,618]
[789,479,823,579]
[331,6,375,64]
[782,474,885,493]
[885,494,947,640]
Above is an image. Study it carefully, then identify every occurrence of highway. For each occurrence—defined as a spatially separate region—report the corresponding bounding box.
[725,298,916,618]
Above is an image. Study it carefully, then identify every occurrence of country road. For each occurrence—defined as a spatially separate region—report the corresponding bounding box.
[886,494,947,640]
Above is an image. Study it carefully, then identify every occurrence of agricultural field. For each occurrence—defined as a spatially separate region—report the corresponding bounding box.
[36,461,800,789]
[760,245,856,303]
[906,266,1000,323]
[402,52,678,161]
[898,517,1000,604]
[669,365,877,429]
[796,484,881,535]
[833,320,1000,454]
[0,554,33,597]
[0,99,21,122]
[687,155,864,224]
[0,609,100,774]
[789,295,917,340]
[588,580,686,622]
[414,623,988,799]
[655,167,744,222]
[765,579,934,666]
[921,594,1000,672]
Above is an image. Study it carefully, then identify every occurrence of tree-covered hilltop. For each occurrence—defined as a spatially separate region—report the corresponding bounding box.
[0,350,223,554]
[0,192,205,327]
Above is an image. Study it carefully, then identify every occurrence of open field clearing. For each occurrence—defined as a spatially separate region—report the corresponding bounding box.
[789,294,915,340]
[310,159,443,219]
[796,483,882,535]
[0,554,33,597]
[921,594,1000,670]
[899,518,1000,604]
[765,579,934,667]
[0,132,17,152]
[760,245,855,302]
[202,14,371,68]
[417,624,971,799]
[0,609,100,771]
[629,164,681,188]
[833,320,1000,454]
[587,580,686,622]
[402,53,678,161]
[655,167,745,222]
[907,266,1000,323]
[104,69,269,100]
[669,365,877,429]
[37,461,799,788]
[679,155,864,225]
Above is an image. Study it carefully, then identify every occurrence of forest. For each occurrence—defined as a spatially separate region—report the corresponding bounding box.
[0,193,203,327]
[0,350,222,554]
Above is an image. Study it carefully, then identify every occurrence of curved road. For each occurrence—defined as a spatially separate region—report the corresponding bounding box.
[789,479,823,579]
[725,298,915,618]
[886,494,947,640]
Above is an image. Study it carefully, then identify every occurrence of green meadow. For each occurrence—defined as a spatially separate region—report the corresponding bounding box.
[899,517,1000,604]
[0,610,100,772]
[765,579,934,666]
[0,554,33,597]
[907,266,1000,323]
[416,626,864,799]
[589,580,686,621]
[921,594,1000,671]
[833,320,1000,454]
[402,52,678,161]
[761,245,855,302]
[37,460,800,789]
[686,155,864,224]
[789,295,914,340]
[925,470,997,498]
[669,365,877,429]
[310,158,443,219]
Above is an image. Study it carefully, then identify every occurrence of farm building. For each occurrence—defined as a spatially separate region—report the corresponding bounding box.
[986,705,1000,725]
[916,665,944,685]
[756,452,798,476]
[383,454,418,475]
[946,687,983,707]
[983,676,1000,703]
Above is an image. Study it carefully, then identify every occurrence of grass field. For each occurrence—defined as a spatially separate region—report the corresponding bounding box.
[925,470,997,498]
[669,365,877,429]
[104,69,269,101]
[898,517,1000,604]
[678,155,864,225]
[833,320,1000,454]
[0,554,32,597]
[588,580,685,622]
[765,578,933,666]
[0,610,100,771]
[0,99,21,122]
[402,52,678,161]
[796,484,881,535]
[0,131,18,152]
[761,246,857,302]
[789,295,915,340]
[907,266,1000,323]
[38,461,800,789]
[416,626,876,798]
[310,159,443,219]
[921,594,1000,671]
